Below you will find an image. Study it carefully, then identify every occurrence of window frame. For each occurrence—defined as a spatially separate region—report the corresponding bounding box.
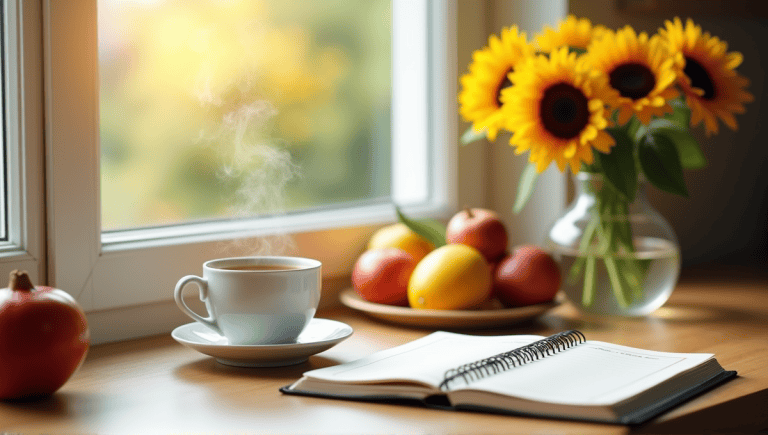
[0,0,45,283]
[44,0,457,343]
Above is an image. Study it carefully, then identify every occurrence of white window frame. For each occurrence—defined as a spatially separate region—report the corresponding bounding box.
[0,0,45,284]
[44,0,457,343]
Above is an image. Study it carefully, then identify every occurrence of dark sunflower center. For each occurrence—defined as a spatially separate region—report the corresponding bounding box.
[495,68,514,107]
[609,63,656,100]
[539,83,590,139]
[684,56,716,100]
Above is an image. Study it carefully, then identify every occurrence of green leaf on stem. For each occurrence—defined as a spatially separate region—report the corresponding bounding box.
[394,205,447,248]
[638,133,689,197]
[461,126,487,146]
[513,163,539,214]
[647,118,707,170]
[665,97,691,129]
[596,127,637,202]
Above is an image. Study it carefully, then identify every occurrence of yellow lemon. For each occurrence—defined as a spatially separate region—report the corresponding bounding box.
[368,223,434,262]
[408,244,491,310]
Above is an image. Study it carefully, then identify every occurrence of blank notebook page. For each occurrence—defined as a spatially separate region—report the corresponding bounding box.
[460,341,713,406]
[306,332,540,387]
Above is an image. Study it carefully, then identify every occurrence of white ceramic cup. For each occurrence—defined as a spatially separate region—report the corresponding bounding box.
[174,256,321,345]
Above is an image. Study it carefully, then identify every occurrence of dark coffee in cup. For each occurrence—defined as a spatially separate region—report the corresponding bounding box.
[219,264,303,271]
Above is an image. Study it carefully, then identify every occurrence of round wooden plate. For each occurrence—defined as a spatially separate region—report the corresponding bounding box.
[339,288,558,329]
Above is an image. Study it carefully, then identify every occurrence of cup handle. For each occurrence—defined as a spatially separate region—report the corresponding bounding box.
[174,275,222,335]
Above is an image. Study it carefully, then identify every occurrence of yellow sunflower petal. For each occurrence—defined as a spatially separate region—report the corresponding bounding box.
[587,26,679,126]
[579,146,595,166]
[580,125,598,145]
[535,15,604,53]
[660,17,753,135]
[563,142,578,159]
[458,26,534,139]
[592,130,616,153]
[502,47,615,173]
[616,106,633,125]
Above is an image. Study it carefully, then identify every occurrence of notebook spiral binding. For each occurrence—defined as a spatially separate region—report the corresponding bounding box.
[438,330,587,391]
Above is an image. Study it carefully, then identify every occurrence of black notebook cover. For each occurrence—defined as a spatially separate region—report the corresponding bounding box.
[280,370,736,425]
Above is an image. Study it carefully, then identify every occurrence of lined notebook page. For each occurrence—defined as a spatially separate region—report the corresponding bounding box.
[461,341,713,405]
[305,332,542,387]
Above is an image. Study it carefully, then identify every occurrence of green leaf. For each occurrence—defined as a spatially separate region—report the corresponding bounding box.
[596,127,637,201]
[394,205,446,248]
[513,163,539,214]
[664,97,691,129]
[638,133,689,197]
[609,108,619,125]
[647,118,707,170]
[461,126,487,146]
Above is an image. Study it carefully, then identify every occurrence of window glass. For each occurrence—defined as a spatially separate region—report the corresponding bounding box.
[98,0,391,232]
[0,6,7,242]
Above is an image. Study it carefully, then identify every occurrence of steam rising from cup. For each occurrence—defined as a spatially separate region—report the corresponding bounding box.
[201,95,301,256]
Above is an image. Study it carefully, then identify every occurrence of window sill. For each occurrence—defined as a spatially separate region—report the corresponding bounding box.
[101,200,452,253]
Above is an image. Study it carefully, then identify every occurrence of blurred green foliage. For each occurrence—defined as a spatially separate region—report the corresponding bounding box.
[99,0,391,231]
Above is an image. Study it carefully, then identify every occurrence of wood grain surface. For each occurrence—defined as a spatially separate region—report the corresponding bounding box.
[1,266,767,434]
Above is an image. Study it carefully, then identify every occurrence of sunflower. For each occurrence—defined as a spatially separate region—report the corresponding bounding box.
[586,26,679,125]
[459,26,534,141]
[660,17,753,136]
[535,15,608,53]
[501,47,615,174]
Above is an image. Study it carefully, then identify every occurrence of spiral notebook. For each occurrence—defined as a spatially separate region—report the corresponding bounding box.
[281,330,735,424]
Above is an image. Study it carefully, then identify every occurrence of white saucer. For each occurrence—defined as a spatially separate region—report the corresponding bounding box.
[171,318,353,367]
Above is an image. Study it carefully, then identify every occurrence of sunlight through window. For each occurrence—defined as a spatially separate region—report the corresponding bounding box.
[98,0,392,232]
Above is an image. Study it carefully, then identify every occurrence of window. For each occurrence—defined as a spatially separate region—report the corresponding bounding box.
[0,6,7,243]
[98,0,393,232]
[45,0,456,343]
[0,0,44,283]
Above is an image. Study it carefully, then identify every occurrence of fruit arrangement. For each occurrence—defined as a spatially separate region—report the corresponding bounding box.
[352,208,561,310]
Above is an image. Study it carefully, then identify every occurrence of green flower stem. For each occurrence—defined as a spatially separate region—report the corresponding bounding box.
[612,199,646,300]
[616,200,634,248]
[566,169,655,310]
[604,255,631,308]
[566,207,600,307]
[567,216,599,285]
[569,180,641,309]
[567,116,663,310]
[595,199,632,309]
[583,256,597,307]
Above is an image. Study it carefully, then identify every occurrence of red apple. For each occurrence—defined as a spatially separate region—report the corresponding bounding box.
[486,251,508,299]
[0,271,90,400]
[352,248,418,306]
[494,246,561,307]
[446,208,509,262]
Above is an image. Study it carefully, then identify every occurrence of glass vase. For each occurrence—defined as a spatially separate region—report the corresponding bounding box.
[545,172,681,317]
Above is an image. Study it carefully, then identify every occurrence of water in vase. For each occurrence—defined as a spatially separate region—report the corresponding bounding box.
[552,237,680,316]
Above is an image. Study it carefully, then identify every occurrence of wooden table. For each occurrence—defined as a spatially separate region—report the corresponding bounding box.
[2,266,767,434]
